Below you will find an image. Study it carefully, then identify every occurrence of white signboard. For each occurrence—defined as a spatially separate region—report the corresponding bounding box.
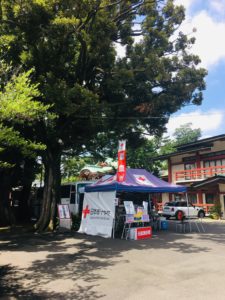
[124,201,135,214]
[57,204,71,230]
[59,218,72,230]
[58,204,71,219]
[78,191,116,238]
[143,201,148,214]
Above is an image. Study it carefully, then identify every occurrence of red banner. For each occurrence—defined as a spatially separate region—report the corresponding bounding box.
[136,227,152,240]
[117,140,126,182]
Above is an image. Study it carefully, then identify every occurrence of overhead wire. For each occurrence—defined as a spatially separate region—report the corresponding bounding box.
[73,110,225,120]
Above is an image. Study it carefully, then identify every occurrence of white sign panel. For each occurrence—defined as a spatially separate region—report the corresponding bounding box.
[79,191,115,238]
[59,218,72,230]
[142,201,148,214]
[124,201,135,214]
[57,204,71,230]
[58,204,71,219]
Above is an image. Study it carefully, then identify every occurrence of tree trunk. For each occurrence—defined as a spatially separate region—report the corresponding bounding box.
[0,170,15,227]
[34,146,61,232]
[18,184,32,222]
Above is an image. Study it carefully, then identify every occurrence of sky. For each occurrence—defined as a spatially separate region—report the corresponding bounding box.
[167,0,225,138]
[116,0,225,139]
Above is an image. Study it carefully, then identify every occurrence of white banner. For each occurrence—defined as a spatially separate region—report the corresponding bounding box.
[118,140,126,151]
[78,191,116,238]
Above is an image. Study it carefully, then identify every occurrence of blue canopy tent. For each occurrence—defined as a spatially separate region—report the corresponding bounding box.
[79,169,186,238]
[85,168,187,193]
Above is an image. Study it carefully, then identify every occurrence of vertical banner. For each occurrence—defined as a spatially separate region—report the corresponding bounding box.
[117,140,126,182]
[78,191,115,238]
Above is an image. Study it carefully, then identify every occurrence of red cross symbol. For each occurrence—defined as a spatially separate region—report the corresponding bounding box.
[138,176,146,181]
[82,205,90,218]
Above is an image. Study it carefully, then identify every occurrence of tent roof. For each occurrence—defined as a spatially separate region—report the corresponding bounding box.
[85,168,187,193]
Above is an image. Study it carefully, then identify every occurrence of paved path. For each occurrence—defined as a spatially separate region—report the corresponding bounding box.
[1,219,225,299]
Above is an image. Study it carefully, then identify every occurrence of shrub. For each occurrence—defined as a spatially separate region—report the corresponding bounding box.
[209,201,222,220]
[71,214,81,231]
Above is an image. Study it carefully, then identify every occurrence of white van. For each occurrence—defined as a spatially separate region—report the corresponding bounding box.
[60,181,94,215]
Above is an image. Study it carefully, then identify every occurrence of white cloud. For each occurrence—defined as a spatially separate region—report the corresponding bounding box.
[114,42,126,58]
[175,1,225,69]
[186,11,225,68]
[210,0,225,14]
[166,110,224,138]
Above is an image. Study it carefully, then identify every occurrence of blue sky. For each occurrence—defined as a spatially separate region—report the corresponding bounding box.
[167,0,225,138]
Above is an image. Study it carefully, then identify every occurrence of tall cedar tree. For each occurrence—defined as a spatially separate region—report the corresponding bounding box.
[0,0,207,230]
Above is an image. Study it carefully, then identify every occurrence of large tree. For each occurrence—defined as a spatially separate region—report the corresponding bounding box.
[0,0,207,230]
[0,70,53,225]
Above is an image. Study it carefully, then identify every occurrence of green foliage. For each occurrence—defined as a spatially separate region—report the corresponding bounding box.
[158,123,202,155]
[0,70,54,122]
[0,70,54,167]
[158,136,177,155]
[61,155,97,181]
[126,138,161,175]
[209,202,222,220]
[71,214,81,231]
[173,123,201,145]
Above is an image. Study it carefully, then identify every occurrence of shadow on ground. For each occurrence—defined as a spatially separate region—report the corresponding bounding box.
[0,220,225,299]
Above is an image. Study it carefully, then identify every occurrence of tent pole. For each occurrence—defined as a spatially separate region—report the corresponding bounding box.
[148,194,151,211]
[112,191,117,239]
[185,192,190,219]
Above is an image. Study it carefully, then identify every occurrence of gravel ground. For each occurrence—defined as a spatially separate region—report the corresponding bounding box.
[1,219,225,300]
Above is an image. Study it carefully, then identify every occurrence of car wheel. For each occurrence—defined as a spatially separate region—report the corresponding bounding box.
[198,210,205,218]
[166,216,170,220]
[176,210,184,221]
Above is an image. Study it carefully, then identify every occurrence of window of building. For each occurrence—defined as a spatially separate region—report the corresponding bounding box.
[205,193,214,204]
[204,159,225,177]
[184,163,196,180]
[188,194,197,204]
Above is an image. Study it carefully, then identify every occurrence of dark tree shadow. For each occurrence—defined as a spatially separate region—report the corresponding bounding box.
[1,220,224,299]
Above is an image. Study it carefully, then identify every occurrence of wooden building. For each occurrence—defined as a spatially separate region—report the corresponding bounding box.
[155,134,225,216]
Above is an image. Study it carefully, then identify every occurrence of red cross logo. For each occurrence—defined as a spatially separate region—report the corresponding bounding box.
[82,205,90,218]
[138,176,146,181]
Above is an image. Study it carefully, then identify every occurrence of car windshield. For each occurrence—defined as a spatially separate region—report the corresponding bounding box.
[164,202,176,206]
[176,201,188,207]
[164,201,191,207]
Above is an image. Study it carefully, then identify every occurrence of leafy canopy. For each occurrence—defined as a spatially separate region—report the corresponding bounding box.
[173,122,201,145]
[0,70,55,167]
[0,0,207,154]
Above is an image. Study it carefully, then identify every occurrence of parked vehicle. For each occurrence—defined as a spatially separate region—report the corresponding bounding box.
[29,181,94,219]
[162,201,205,219]
[60,181,94,216]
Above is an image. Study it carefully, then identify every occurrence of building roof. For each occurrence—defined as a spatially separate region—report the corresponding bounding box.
[153,134,225,161]
[191,175,225,189]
